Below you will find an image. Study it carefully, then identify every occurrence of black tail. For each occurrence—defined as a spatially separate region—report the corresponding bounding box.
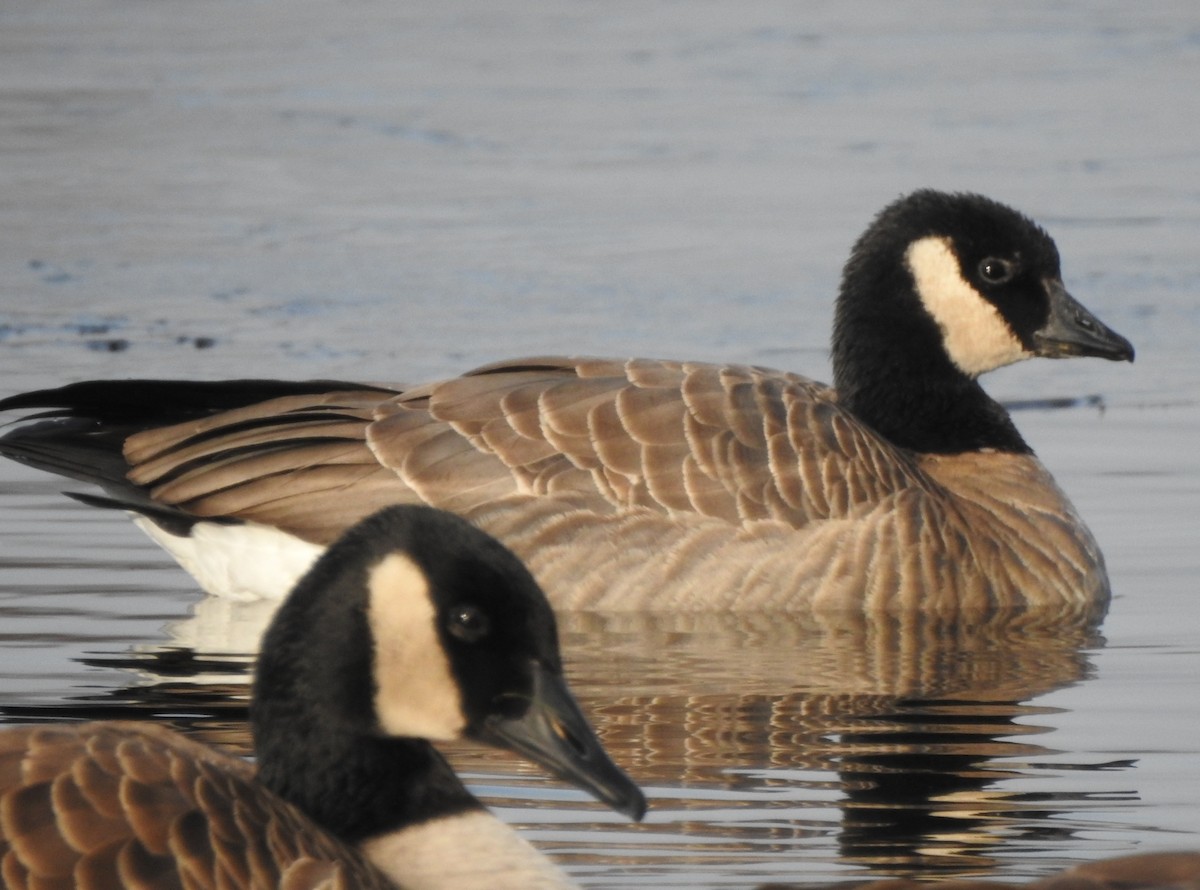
[0,378,386,424]
[0,377,392,521]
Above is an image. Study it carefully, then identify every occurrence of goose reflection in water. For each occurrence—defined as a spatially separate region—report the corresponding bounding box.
[553,607,1118,877]
[3,599,1160,885]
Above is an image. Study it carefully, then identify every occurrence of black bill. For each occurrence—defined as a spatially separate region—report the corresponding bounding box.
[1034,278,1135,362]
[473,660,647,822]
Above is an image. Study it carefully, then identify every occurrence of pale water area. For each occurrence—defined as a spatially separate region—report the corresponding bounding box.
[1,2,1199,887]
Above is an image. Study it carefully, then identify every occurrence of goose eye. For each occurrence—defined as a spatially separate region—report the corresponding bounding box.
[978,257,1015,284]
[446,604,490,643]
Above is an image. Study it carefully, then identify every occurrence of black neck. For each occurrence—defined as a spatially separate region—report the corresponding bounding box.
[832,293,1031,456]
[254,721,481,844]
[840,367,1031,455]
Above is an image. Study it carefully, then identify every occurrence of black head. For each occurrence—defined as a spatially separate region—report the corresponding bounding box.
[832,190,1134,453]
[836,190,1132,384]
[251,505,645,831]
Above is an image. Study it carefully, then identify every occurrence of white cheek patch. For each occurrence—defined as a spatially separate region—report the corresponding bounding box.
[368,553,467,741]
[906,236,1032,377]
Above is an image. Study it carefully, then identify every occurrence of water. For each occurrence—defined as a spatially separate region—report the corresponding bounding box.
[1,1,1198,887]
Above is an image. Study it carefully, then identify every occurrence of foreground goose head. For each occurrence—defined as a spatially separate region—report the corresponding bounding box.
[0,505,644,890]
[252,503,646,840]
[834,189,1134,455]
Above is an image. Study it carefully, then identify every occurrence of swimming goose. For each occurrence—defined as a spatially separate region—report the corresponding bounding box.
[0,190,1133,614]
[0,505,646,890]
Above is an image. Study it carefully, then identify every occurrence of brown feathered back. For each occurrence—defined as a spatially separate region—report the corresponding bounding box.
[0,723,390,890]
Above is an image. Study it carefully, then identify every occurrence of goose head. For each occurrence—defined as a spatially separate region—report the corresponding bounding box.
[833,190,1134,453]
[250,505,646,843]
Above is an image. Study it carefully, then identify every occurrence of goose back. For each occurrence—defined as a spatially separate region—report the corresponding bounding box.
[0,722,389,890]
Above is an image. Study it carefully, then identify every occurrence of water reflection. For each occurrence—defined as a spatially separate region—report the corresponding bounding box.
[548,609,1122,877]
[0,601,1133,883]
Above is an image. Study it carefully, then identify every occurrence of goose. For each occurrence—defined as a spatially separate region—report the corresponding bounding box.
[0,505,646,890]
[0,190,1134,614]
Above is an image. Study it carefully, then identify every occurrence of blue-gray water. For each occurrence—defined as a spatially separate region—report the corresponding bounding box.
[1,2,1198,887]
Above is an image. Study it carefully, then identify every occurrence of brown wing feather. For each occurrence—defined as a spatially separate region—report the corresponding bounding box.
[406,357,925,524]
[0,723,390,890]
[123,392,417,544]
[116,358,921,540]
[124,392,386,464]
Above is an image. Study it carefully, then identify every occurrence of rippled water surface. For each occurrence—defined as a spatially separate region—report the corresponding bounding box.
[1,2,1198,887]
